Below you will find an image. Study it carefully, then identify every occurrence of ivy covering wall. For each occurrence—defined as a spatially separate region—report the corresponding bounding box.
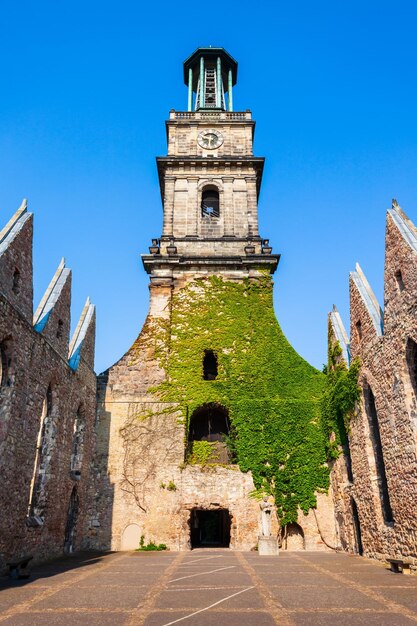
[152,275,330,526]
[321,323,361,459]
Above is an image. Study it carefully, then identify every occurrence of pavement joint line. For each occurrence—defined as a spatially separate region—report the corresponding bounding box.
[9,608,132,614]
[124,551,186,626]
[286,608,404,614]
[293,554,417,622]
[236,552,295,626]
[163,585,250,591]
[0,552,128,623]
[160,586,256,626]
[168,565,235,583]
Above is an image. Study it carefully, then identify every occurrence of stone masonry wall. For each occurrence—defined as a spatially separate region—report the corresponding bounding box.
[330,204,417,569]
[90,267,337,553]
[0,209,96,570]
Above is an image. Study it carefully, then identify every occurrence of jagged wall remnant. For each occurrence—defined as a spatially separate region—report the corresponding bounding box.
[329,201,417,571]
[0,201,96,569]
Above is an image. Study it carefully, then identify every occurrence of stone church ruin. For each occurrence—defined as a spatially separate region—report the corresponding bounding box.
[0,48,416,574]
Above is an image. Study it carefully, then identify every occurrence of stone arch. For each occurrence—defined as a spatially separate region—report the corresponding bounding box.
[283,523,305,550]
[197,178,224,193]
[121,523,142,550]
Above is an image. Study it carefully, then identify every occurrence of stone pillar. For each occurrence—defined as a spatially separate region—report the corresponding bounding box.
[246,176,259,237]
[162,177,176,237]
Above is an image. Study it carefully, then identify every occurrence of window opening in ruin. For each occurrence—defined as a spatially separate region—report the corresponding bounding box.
[282,523,305,550]
[56,319,64,339]
[351,497,363,555]
[201,187,220,218]
[0,342,8,387]
[406,338,417,397]
[344,443,354,483]
[395,269,405,292]
[363,383,394,524]
[12,268,21,295]
[190,509,231,548]
[64,486,79,554]
[203,350,218,380]
[70,407,85,479]
[27,385,54,524]
[355,320,362,341]
[187,404,231,464]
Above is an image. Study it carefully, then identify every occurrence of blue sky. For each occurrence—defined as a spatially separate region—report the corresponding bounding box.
[1,1,417,373]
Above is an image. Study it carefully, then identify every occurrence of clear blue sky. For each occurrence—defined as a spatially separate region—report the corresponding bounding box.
[1,1,417,373]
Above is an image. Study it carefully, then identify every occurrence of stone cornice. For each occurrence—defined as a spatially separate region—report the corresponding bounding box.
[141,254,280,275]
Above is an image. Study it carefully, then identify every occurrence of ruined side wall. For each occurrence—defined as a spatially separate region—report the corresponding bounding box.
[331,204,417,567]
[0,208,96,569]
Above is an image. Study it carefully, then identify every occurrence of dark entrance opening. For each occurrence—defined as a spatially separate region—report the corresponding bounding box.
[190,509,231,548]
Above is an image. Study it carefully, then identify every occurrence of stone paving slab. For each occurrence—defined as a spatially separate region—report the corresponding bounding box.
[155,587,264,610]
[290,611,417,626]
[143,611,278,625]
[1,549,417,625]
[31,585,147,610]
[270,585,384,610]
[1,612,128,626]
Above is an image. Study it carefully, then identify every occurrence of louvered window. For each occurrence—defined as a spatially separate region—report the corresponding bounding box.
[201,188,219,218]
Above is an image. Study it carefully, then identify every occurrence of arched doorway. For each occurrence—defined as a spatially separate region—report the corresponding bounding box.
[121,523,141,550]
[190,509,231,548]
[283,523,305,550]
[64,486,79,554]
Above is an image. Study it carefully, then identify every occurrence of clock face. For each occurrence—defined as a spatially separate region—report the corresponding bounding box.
[198,129,224,150]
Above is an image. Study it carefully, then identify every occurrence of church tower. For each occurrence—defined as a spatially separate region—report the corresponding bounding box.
[143,47,278,301]
[91,48,336,553]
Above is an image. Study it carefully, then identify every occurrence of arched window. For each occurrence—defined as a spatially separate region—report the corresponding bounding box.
[70,407,85,478]
[187,404,230,464]
[406,338,417,397]
[201,187,220,218]
[203,350,218,380]
[188,404,229,442]
[27,384,54,525]
[355,320,362,342]
[56,319,64,339]
[363,383,393,524]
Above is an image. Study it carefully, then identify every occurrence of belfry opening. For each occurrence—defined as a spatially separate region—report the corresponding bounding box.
[190,509,231,548]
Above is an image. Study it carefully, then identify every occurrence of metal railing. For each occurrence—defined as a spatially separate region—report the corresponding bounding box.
[171,111,251,121]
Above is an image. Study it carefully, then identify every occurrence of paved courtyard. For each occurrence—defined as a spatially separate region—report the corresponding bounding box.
[1,550,417,625]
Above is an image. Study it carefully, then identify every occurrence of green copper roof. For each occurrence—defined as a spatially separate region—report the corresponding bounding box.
[183,47,238,86]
